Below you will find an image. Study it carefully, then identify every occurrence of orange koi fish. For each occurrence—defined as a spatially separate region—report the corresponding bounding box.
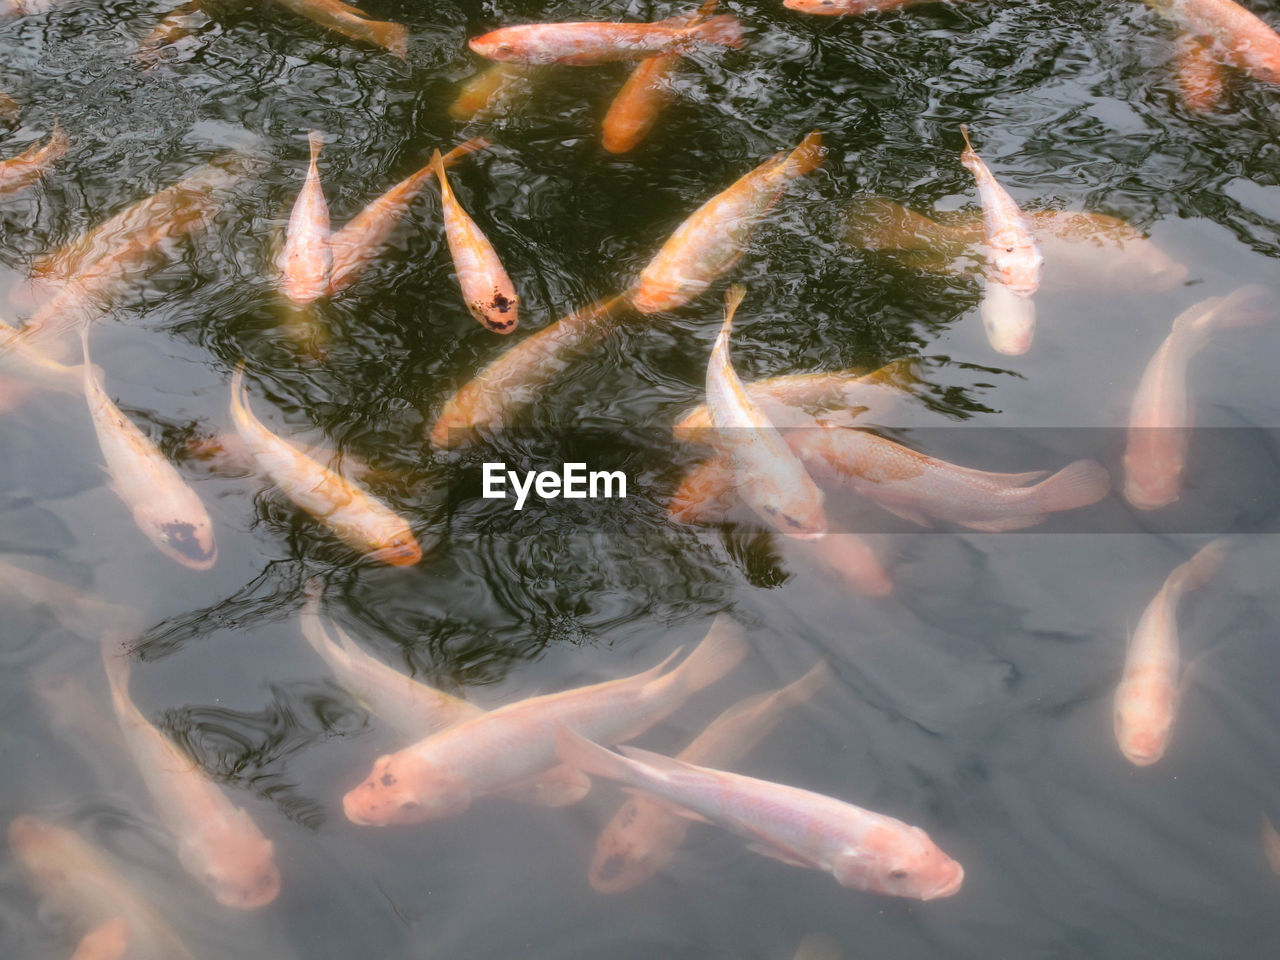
[449,63,541,121]
[0,122,67,197]
[706,286,826,539]
[229,365,422,566]
[557,727,964,900]
[632,131,824,314]
[343,617,746,825]
[589,660,830,892]
[784,0,938,13]
[135,0,209,67]
[674,357,921,444]
[428,293,630,448]
[1113,539,1226,766]
[9,816,198,960]
[1148,0,1280,86]
[1174,32,1229,111]
[81,332,217,570]
[279,130,331,306]
[799,424,1110,531]
[1123,286,1269,510]
[469,15,742,66]
[432,147,518,333]
[0,92,18,123]
[301,579,480,739]
[602,0,717,154]
[273,0,409,58]
[844,198,1188,293]
[327,137,489,296]
[100,638,280,908]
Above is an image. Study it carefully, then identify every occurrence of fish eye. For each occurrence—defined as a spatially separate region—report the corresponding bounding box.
[497,43,513,54]
[1005,247,1014,253]
[762,505,779,517]
[889,869,910,879]
[398,799,422,812]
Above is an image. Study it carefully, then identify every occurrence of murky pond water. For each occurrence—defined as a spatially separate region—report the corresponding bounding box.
[3,0,1280,957]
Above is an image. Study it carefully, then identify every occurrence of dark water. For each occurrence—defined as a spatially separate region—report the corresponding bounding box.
[2,0,1280,957]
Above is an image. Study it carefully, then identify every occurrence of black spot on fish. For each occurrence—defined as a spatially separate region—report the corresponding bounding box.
[596,854,627,882]
[160,522,211,562]
[491,292,512,312]
[381,773,397,787]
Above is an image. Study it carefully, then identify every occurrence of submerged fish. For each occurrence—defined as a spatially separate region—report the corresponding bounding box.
[674,358,921,444]
[273,0,409,58]
[844,199,1188,293]
[632,130,823,314]
[229,365,422,566]
[784,0,944,13]
[449,62,541,121]
[1174,32,1229,111]
[557,728,964,900]
[300,579,480,740]
[1114,539,1227,766]
[327,137,489,296]
[1123,286,1270,511]
[279,130,331,306]
[342,617,747,826]
[0,91,18,123]
[80,332,217,570]
[589,661,830,893]
[602,0,717,154]
[798,424,1110,531]
[9,816,198,960]
[135,0,210,67]
[706,285,826,539]
[0,122,67,197]
[101,636,281,908]
[432,147,518,333]
[427,293,630,448]
[1148,0,1280,86]
[0,557,137,637]
[0,312,93,394]
[469,16,743,66]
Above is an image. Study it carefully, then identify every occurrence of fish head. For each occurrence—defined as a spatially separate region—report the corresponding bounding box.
[979,280,1036,356]
[1114,692,1173,766]
[468,30,523,62]
[782,0,852,12]
[754,482,827,541]
[988,244,1043,298]
[343,752,471,825]
[368,530,424,567]
[1122,433,1186,511]
[133,504,217,570]
[182,813,279,909]
[588,799,688,894]
[474,291,519,334]
[833,823,964,900]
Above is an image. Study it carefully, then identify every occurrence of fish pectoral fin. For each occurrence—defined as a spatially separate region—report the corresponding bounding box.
[496,764,591,808]
[744,840,819,870]
[619,789,713,824]
[959,513,1047,532]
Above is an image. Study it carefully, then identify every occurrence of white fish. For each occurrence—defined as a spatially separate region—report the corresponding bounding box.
[278,130,332,306]
[80,331,217,570]
[706,285,826,539]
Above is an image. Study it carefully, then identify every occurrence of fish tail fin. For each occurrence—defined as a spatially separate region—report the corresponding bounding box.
[659,615,747,701]
[844,198,969,251]
[306,130,324,167]
[693,0,720,18]
[441,137,492,167]
[871,357,924,390]
[1171,537,1229,593]
[783,130,824,179]
[959,123,976,161]
[98,628,133,700]
[689,14,743,47]
[723,283,747,330]
[370,20,409,60]
[555,726,637,785]
[229,360,252,428]
[298,578,338,661]
[429,149,452,200]
[1028,459,1110,514]
[778,659,833,706]
[46,119,69,156]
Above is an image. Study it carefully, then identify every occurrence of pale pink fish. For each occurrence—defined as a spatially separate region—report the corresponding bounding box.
[978,277,1036,357]
[799,533,892,597]
[557,727,963,900]
[1114,539,1227,766]
[100,634,280,908]
[590,660,830,893]
[278,130,332,306]
[343,617,747,825]
[71,918,131,960]
[300,579,481,741]
[1123,286,1270,511]
[8,816,197,960]
[707,285,827,539]
[80,332,217,570]
[798,423,1110,531]
[0,557,137,637]
[468,16,743,66]
[0,312,92,394]
[959,125,1043,297]
[432,147,519,333]
[229,365,422,566]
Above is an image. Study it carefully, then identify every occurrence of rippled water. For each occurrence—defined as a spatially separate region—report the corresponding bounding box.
[3,0,1280,957]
